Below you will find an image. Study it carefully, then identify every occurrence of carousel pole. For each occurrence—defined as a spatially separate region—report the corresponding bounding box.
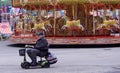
[53,3,56,36]
[38,5,42,21]
[93,4,95,36]
[72,5,75,20]
[119,9,120,36]
[89,0,99,36]
[21,2,25,36]
[49,0,58,36]
[83,4,88,36]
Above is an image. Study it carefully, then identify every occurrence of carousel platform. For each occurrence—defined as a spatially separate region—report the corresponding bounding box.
[47,36,120,45]
[9,35,120,45]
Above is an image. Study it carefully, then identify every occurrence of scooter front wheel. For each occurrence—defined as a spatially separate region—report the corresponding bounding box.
[41,61,50,68]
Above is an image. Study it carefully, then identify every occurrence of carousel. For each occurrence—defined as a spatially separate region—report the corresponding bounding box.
[10,0,120,44]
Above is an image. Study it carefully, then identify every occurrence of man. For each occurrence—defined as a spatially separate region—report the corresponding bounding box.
[0,32,3,40]
[27,32,49,66]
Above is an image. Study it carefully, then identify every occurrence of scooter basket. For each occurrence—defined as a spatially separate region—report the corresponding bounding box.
[19,49,25,56]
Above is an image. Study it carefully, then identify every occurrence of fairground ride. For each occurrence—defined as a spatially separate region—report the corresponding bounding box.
[10,0,120,45]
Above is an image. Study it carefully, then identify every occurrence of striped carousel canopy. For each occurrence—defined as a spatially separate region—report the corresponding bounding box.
[12,0,120,7]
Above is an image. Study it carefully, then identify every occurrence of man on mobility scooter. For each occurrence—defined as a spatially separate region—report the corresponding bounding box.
[19,32,57,69]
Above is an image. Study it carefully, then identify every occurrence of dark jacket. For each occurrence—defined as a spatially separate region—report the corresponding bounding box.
[34,37,49,52]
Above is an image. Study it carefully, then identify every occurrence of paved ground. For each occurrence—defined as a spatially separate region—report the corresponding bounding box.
[0,41,120,73]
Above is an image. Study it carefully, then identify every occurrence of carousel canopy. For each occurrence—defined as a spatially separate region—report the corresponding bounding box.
[12,0,120,7]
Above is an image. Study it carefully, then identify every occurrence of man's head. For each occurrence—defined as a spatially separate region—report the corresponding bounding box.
[36,32,45,38]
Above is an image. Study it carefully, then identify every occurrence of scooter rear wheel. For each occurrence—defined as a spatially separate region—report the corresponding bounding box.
[21,62,30,69]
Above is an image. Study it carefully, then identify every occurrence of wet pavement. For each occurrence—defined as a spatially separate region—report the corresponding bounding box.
[0,40,120,73]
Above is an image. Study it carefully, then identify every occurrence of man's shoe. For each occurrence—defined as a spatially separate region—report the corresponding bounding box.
[30,62,38,66]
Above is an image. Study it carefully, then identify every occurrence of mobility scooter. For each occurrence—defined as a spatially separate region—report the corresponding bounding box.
[19,45,57,69]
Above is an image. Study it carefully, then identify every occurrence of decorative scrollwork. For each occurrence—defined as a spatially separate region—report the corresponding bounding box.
[49,0,59,5]
[88,0,99,4]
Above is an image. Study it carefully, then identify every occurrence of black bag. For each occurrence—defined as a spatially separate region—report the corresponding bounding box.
[19,49,25,56]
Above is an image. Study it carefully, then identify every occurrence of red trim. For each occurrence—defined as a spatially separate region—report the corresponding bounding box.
[12,35,120,39]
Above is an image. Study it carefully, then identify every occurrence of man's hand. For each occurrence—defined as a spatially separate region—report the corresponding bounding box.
[25,45,29,48]
[25,45,34,48]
